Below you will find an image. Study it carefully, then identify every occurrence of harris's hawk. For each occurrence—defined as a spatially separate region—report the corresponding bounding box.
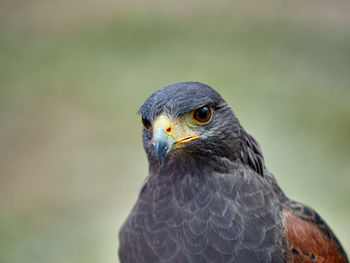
[119,82,348,263]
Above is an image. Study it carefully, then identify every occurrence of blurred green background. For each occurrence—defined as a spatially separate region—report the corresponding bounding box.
[1,0,349,262]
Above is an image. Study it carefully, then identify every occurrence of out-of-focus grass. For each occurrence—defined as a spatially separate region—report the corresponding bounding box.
[0,1,350,262]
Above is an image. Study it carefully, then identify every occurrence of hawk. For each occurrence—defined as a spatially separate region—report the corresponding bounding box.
[119,82,348,263]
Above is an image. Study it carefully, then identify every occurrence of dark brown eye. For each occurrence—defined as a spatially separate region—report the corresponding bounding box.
[142,116,152,130]
[192,105,212,123]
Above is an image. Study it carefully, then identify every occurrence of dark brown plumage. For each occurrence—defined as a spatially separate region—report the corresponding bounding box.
[119,82,348,263]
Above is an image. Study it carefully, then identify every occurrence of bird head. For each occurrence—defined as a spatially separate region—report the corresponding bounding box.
[139,82,243,167]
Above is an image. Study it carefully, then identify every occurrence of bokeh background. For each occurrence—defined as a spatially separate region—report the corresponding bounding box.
[1,0,350,262]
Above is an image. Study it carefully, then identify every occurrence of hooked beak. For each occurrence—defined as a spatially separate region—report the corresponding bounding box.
[154,126,175,165]
[153,115,200,165]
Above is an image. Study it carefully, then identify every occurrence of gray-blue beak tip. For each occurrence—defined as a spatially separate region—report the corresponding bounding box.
[154,127,175,166]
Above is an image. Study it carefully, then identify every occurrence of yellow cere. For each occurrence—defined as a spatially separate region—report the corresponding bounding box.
[153,114,200,146]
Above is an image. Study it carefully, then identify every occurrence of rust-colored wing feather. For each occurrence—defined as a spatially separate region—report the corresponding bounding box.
[283,201,348,263]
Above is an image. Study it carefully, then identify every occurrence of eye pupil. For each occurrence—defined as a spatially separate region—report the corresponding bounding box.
[198,107,208,119]
[142,116,151,130]
[193,105,212,123]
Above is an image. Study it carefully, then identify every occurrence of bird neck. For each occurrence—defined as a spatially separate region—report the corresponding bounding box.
[149,154,238,178]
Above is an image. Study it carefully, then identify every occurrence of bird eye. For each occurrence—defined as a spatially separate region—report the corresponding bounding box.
[142,116,152,130]
[192,105,212,124]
